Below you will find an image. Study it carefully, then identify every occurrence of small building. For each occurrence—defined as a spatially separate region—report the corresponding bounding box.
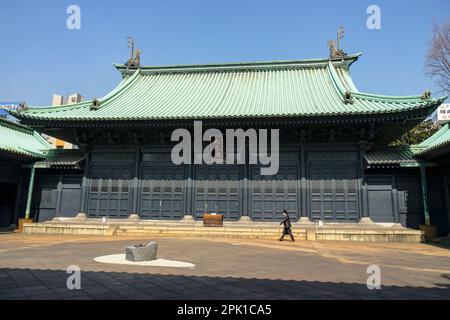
[0,117,51,229]
[45,93,85,149]
[8,53,450,236]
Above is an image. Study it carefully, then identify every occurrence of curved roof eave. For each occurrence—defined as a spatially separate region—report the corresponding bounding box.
[414,123,450,156]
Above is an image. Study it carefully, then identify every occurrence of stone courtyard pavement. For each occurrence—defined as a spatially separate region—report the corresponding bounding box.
[0,233,449,300]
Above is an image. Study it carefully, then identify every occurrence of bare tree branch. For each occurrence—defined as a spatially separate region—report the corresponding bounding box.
[425,19,450,95]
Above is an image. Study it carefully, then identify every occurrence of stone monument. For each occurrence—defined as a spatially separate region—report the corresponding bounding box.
[125,241,158,262]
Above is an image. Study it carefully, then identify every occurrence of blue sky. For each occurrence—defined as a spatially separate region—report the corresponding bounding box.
[0,0,448,105]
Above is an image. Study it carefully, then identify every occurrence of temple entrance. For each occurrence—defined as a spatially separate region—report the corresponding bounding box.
[0,182,16,228]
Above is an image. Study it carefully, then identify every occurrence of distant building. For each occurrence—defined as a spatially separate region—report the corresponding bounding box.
[52,95,65,106]
[68,93,84,105]
[46,93,84,149]
[437,103,450,124]
[52,93,84,107]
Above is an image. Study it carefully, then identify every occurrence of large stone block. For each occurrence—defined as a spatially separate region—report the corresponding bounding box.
[419,225,437,242]
[126,242,158,262]
[18,218,33,232]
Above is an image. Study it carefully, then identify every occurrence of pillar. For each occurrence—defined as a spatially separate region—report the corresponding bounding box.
[79,152,90,214]
[11,175,23,226]
[300,145,307,218]
[181,164,195,223]
[55,174,63,218]
[444,175,450,232]
[131,147,140,215]
[24,165,36,220]
[242,164,249,217]
[420,166,431,226]
[359,149,369,218]
[298,144,313,224]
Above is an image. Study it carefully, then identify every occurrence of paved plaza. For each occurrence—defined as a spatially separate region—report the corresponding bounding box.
[0,233,449,300]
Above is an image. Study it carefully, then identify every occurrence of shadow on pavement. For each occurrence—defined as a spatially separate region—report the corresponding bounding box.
[0,268,449,300]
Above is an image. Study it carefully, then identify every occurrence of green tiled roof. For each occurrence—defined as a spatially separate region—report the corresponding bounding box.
[414,123,450,156]
[12,54,446,122]
[35,149,85,168]
[0,118,51,159]
[365,147,420,166]
[366,124,450,165]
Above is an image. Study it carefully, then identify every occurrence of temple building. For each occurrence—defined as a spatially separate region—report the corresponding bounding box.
[0,117,51,229]
[4,52,450,238]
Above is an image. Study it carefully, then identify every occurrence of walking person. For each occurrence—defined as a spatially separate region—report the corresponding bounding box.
[279,210,295,242]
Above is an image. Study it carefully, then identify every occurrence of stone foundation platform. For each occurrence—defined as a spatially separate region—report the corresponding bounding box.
[22,218,424,243]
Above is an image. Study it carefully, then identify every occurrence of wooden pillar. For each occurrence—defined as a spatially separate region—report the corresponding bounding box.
[24,166,36,220]
[239,139,251,221]
[131,147,140,215]
[79,152,90,214]
[300,144,307,218]
[444,175,450,232]
[55,173,63,218]
[184,139,194,219]
[11,175,23,226]
[420,165,431,226]
[242,164,249,217]
[392,175,400,223]
[359,149,369,218]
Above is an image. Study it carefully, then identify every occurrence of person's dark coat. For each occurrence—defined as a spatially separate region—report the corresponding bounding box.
[280,215,292,229]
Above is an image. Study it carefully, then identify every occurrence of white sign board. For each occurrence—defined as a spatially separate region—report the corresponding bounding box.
[437,103,450,124]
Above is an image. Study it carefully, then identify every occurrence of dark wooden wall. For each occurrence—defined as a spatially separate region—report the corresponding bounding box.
[0,161,29,228]
[31,170,83,222]
[366,168,449,236]
[77,144,363,222]
[27,145,450,236]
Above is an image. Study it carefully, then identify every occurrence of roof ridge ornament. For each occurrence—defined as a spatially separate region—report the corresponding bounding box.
[125,37,142,68]
[328,26,347,59]
[421,90,432,100]
[17,102,28,112]
[90,98,101,111]
[344,90,354,104]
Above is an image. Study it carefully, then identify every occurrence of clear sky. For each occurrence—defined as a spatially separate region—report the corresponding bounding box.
[0,0,449,106]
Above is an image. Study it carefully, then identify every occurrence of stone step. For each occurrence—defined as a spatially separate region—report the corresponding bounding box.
[115,230,306,240]
[22,223,424,243]
[114,226,307,240]
[118,226,303,233]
